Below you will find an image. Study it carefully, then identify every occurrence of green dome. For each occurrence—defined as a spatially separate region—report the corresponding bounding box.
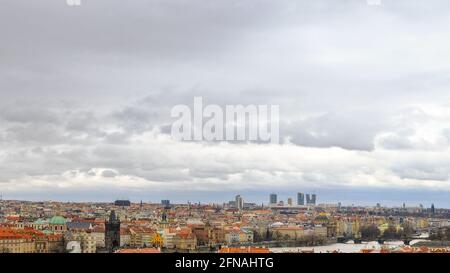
[49,216,66,225]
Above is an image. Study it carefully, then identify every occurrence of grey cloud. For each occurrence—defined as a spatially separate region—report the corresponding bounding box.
[2,0,450,203]
[101,169,118,178]
[0,103,61,125]
[284,110,388,150]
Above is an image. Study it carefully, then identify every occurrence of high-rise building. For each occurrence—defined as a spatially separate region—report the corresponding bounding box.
[105,210,120,253]
[287,198,293,206]
[269,194,277,205]
[297,193,305,206]
[235,195,244,211]
[311,194,317,205]
[306,194,317,205]
[161,200,171,207]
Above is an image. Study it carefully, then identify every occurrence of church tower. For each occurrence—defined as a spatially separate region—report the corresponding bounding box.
[105,210,121,253]
[160,210,169,228]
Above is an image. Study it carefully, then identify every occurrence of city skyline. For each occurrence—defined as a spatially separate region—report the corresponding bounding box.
[2,1,450,207]
[1,196,446,254]
[0,191,442,209]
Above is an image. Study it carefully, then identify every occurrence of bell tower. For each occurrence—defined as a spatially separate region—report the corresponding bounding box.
[105,210,121,253]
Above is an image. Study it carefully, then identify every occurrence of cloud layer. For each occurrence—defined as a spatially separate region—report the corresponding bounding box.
[2,0,450,206]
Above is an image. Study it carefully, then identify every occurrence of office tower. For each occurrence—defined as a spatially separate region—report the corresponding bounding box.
[297,193,305,206]
[287,198,293,206]
[270,194,277,205]
[235,195,244,211]
[311,194,317,205]
[306,194,317,206]
[161,200,171,207]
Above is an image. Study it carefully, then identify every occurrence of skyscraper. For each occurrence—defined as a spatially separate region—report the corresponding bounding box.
[311,194,317,205]
[235,195,244,211]
[161,200,171,207]
[306,194,317,205]
[297,193,305,206]
[270,194,277,205]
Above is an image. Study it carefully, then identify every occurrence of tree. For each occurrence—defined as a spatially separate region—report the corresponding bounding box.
[445,228,450,240]
[253,230,263,242]
[360,224,380,240]
[401,222,415,238]
[383,225,400,240]
[265,228,273,241]
[151,233,164,248]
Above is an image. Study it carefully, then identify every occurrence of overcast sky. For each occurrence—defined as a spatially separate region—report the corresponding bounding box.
[1,0,450,207]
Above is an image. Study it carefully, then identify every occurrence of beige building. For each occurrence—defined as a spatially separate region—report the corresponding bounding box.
[64,231,96,253]
[0,237,34,253]
[91,227,105,248]
[129,227,156,247]
[313,226,328,238]
[172,232,197,251]
[272,226,305,240]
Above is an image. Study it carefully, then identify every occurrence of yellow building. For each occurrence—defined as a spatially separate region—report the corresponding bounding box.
[129,227,156,247]
[272,226,304,240]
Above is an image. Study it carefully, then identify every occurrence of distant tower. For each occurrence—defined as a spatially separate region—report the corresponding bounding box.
[431,204,435,214]
[297,193,305,206]
[162,211,167,222]
[269,194,277,205]
[287,198,293,206]
[160,209,169,228]
[306,194,317,205]
[105,210,121,253]
[235,195,244,211]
